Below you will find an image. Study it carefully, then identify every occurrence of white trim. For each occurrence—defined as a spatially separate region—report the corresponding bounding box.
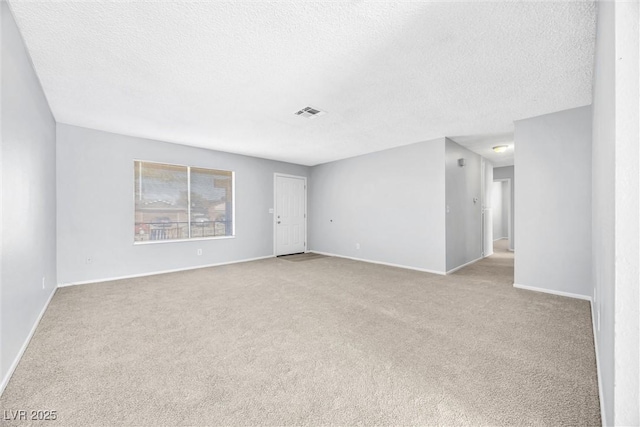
[493,237,508,242]
[446,256,483,274]
[273,173,307,256]
[133,160,236,244]
[59,255,274,287]
[507,248,515,252]
[231,171,236,237]
[513,283,592,301]
[484,251,494,257]
[309,251,446,276]
[134,235,235,245]
[0,288,56,397]
[132,158,234,173]
[590,299,606,427]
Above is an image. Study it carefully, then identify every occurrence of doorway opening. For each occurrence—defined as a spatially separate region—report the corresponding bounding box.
[492,178,512,253]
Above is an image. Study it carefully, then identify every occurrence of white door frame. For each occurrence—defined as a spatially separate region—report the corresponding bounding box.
[273,173,307,256]
[481,159,489,257]
[493,178,512,248]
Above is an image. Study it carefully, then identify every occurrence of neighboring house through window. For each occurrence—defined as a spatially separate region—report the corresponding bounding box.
[134,161,234,243]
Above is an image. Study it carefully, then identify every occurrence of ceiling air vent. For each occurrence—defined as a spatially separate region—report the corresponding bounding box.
[295,106,326,119]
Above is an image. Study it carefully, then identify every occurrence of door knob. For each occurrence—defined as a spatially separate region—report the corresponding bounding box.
[277,221,281,224]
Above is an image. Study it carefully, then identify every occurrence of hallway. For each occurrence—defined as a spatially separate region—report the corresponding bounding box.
[453,239,514,285]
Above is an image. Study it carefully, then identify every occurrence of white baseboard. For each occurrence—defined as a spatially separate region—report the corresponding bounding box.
[493,237,508,242]
[0,287,57,397]
[508,248,515,252]
[309,251,446,276]
[590,300,606,426]
[59,255,275,287]
[446,256,483,274]
[484,251,494,258]
[513,283,592,301]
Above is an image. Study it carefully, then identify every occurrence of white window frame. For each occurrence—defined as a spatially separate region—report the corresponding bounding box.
[133,160,235,245]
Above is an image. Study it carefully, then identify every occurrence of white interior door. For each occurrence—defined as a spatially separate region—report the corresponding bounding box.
[481,159,494,257]
[492,181,504,240]
[275,174,306,256]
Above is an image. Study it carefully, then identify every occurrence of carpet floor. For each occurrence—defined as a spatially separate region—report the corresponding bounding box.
[0,240,600,426]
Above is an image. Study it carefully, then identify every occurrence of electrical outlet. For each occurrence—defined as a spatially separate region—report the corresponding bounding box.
[86,257,93,264]
[355,243,360,250]
[42,276,45,290]
[197,249,202,256]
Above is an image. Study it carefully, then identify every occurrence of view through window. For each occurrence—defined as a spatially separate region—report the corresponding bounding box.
[134,161,234,242]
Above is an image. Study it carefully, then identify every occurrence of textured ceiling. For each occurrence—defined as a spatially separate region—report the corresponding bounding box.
[8,1,596,166]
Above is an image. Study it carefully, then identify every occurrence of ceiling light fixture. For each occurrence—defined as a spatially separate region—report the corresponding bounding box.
[492,145,509,153]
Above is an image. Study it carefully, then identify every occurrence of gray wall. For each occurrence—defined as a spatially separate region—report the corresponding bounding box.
[611,2,640,423]
[592,1,640,425]
[493,166,515,250]
[445,138,482,272]
[56,124,309,284]
[591,2,615,422]
[1,1,57,388]
[514,105,592,298]
[309,138,446,274]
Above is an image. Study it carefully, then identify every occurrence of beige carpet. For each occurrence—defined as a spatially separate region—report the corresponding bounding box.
[0,239,600,426]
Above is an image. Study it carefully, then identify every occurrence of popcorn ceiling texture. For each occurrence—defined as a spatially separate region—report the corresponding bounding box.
[7,1,596,166]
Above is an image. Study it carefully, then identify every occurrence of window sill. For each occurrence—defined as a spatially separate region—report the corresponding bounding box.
[133,235,235,245]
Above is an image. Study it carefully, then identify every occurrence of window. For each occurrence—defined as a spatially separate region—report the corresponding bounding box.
[134,161,234,243]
